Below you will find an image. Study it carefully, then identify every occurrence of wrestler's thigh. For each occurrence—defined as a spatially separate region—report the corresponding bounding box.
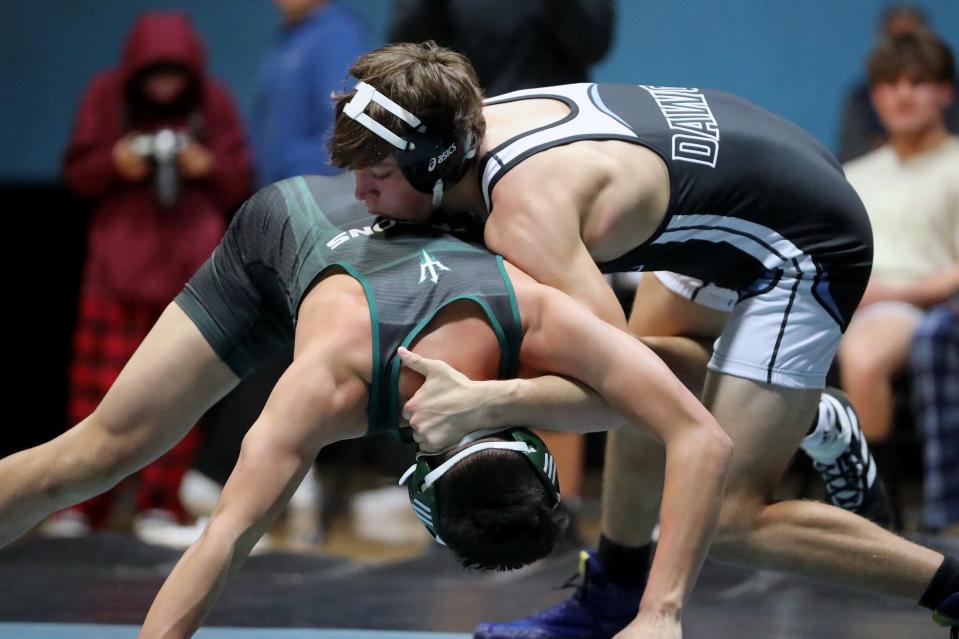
[82,302,240,465]
[702,372,819,501]
[627,273,730,338]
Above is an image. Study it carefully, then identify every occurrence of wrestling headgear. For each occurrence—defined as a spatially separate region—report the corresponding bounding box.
[398,428,561,545]
[343,81,476,209]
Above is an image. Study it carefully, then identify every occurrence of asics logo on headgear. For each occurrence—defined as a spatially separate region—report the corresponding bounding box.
[428,142,457,172]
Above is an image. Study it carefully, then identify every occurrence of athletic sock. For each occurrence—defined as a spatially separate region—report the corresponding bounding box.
[920,556,959,610]
[596,536,652,587]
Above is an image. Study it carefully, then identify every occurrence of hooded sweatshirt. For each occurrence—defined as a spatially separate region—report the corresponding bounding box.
[63,12,253,304]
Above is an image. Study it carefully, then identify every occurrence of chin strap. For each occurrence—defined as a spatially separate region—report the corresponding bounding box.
[430,130,477,210]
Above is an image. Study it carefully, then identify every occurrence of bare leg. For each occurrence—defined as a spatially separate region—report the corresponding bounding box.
[839,307,921,442]
[610,277,940,599]
[0,303,239,546]
[601,275,726,545]
[474,279,943,638]
[706,373,942,599]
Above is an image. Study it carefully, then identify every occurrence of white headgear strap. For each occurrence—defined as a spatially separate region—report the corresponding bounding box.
[343,81,422,151]
[399,441,533,490]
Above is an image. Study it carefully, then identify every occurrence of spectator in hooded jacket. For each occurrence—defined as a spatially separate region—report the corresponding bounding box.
[50,11,253,543]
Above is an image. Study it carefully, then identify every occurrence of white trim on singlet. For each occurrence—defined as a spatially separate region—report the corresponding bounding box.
[648,213,850,378]
[481,83,639,213]
[652,213,817,277]
[647,212,849,319]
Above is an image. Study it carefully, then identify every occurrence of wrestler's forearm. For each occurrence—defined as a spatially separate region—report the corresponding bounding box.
[137,454,306,638]
[136,358,336,638]
[138,527,243,639]
[641,426,731,616]
[487,376,630,432]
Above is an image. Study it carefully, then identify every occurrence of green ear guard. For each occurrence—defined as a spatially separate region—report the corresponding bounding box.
[398,428,561,545]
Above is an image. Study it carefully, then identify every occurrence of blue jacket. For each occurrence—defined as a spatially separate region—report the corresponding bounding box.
[251,2,369,186]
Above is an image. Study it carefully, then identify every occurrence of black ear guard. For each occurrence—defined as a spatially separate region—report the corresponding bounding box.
[398,428,561,545]
[343,81,476,208]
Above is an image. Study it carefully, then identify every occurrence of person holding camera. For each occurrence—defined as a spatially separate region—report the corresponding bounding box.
[54,11,253,543]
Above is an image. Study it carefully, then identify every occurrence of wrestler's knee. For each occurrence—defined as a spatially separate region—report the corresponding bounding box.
[75,409,157,486]
[709,491,765,562]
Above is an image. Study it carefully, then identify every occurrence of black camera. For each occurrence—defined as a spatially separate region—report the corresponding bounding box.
[130,129,190,208]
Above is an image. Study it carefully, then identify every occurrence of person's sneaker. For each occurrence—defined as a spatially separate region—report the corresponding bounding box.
[473,550,642,639]
[933,592,958,638]
[132,511,274,555]
[133,509,197,549]
[178,469,223,519]
[38,508,91,538]
[799,388,893,528]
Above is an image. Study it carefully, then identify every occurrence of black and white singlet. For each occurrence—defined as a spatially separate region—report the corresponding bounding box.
[480,83,874,388]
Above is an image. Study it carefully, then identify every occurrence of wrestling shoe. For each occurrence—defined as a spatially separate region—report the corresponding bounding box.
[473,550,641,639]
[933,592,958,638]
[800,388,893,528]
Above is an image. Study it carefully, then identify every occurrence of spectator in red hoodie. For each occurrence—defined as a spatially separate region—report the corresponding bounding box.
[51,12,253,542]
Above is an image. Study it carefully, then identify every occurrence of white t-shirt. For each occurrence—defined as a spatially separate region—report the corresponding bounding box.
[843,135,959,285]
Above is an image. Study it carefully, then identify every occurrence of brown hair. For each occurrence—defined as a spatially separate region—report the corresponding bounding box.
[879,5,927,37]
[867,30,956,85]
[329,41,486,169]
[436,447,569,571]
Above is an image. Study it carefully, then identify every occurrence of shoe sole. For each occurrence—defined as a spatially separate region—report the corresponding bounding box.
[933,609,958,627]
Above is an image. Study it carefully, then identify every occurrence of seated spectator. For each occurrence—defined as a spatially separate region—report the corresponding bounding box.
[910,298,959,536]
[838,30,958,446]
[836,4,958,162]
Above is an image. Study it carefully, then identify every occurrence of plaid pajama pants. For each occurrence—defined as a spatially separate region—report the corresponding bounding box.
[912,301,959,531]
[66,295,201,526]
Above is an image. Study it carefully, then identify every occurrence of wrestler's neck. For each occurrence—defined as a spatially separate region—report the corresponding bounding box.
[889,121,949,160]
[440,161,485,214]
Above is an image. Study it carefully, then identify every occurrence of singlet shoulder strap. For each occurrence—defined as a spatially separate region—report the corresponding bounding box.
[478,83,639,214]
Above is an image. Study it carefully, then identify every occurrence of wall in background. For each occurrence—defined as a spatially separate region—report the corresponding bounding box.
[2,0,957,182]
